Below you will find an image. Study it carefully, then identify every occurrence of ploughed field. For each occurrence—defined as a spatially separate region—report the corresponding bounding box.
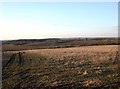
[2,45,120,89]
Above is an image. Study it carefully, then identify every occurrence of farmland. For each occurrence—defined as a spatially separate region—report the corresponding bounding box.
[2,38,119,51]
[2,45,120,89]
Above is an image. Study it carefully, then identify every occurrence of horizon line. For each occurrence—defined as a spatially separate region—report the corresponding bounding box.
[1,36,119,41]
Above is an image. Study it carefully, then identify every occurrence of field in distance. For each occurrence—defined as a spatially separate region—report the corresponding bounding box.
[2,44,120,89]
[2,38,119,51]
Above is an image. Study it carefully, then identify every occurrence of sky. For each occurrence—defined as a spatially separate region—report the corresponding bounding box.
[0,2,118,40]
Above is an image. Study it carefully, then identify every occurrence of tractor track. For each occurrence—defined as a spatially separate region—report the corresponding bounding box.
[3,52,25,69]
[3,54,16,69]
[2,52,26,80]
[18,52,25,66]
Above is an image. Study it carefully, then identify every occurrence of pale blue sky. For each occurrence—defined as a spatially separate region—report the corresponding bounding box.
[0,2,118,40]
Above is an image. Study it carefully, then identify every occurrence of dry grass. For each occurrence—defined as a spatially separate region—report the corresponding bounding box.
[25,45,118,62]
[2,45,120,89]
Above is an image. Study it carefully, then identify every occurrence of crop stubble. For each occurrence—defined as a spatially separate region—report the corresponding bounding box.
[2,45,120,89]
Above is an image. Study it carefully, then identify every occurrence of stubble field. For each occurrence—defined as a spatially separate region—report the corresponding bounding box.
[2,45,120,89]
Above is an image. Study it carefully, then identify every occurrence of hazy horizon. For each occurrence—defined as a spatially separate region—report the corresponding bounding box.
[0,2,118,40]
